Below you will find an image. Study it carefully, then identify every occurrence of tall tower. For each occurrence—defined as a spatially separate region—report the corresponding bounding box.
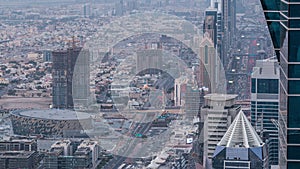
[221,0,236,67]
[200,94,240,167]
[199,32,218,92]
[260,0,300,168]
[52,46,89,109]
[251,59,279,166]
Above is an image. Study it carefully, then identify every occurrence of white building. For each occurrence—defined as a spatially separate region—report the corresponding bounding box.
[77,140,100,167]
[50,140,73,156]
[201,93,240,167]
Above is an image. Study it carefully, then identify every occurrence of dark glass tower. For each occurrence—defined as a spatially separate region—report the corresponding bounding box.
[260,0,300,168]
[52,47,81,109]
[52,47,89,109]
[251,59,280,166]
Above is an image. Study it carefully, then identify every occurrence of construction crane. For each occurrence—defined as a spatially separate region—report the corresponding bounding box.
[64,36,80,48]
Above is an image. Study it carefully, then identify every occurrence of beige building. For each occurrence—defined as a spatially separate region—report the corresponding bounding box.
[199,33,219,92]
[200,93,240,167]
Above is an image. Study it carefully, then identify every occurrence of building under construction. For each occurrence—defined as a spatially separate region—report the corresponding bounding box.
[52,41,90,109]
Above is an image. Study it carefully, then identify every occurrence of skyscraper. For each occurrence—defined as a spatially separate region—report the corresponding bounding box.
[260,1,300,168]
[221,0,236,67]
[203,8,218,47]
[199,32,219,92]
[251,59,279,166]
[212,110,268,169]
[184,84,201,121]
[52,47,89,109]
[200,94,240,167]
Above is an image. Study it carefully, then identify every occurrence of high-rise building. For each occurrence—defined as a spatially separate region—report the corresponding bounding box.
[43,50,52,62]
[251,59,279,166]
[200,94,240,167]
[184,84,201,121]
[260,1,300,168]
[199,32,219,92]
[52,47,89,109]
[221,0,236,67]
[72,49,90,110]
[212,110,269,169]
[174,77,188,107]
[114,0,125,16]
[203,8,218,47]
[205,0,223,61]
[83,4,91,18]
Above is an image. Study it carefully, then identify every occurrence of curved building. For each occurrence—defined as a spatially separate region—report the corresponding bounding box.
[10,109,92,137]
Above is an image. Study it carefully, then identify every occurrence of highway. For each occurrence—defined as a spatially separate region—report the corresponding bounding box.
[104,113,154,169]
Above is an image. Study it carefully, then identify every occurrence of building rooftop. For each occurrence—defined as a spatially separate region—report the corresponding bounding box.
[0,151,35,158]
[218,110,263,148]
[204,93,238,101]
[11,109,91,120]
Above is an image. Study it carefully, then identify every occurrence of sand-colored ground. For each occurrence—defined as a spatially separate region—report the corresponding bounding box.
[0,96,51,110]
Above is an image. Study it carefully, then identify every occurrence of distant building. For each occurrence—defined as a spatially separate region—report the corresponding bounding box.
[174,77,188,107]
[43,50,52,62]
[136,49,163,75]
[201,93,240,167]
[199,32,219,92]
[184,84,201,121]
[212,111,269,169]
[251,59,279,165]
[203,8,218,47]
[52,47,89,109]
[114,0,125,16]
[0,151,38,169]
[127,0,138,11]
[83,4,91,18]
[221,0,236,67]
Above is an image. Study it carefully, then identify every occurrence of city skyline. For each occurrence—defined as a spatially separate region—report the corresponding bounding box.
[0,0,289,168]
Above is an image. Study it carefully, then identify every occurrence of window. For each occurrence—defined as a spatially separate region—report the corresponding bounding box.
[257,79,278,94]
[289,31,300,62]
[288,96,300,128]
[251,78,256,93]
[205,45,208,64]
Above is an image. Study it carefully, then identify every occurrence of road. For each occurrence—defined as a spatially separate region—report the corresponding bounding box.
[104,113,154,169]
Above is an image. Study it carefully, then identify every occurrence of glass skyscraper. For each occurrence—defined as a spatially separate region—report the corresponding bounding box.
[251,59,280,166]
[260,0,300,168]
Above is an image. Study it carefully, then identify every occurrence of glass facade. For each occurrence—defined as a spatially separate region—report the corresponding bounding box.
[260,0,281,61]
[257,79,279,94]
[260,0,300,168]
[251,60,279,166]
